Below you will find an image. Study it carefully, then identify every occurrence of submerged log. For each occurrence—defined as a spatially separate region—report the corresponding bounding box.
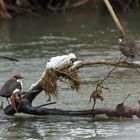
[3,97,140,119]
[2,73,140,119]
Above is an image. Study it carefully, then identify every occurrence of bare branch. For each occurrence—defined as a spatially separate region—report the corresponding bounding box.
[74,59,140,69]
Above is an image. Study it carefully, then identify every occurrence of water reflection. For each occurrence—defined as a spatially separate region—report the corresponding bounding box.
[0,20,10,42]
[0,12,118,59]
[1,115,140,140]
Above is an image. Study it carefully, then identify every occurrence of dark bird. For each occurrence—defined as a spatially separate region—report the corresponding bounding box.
[119,35,140,60]
[115,93,130,114]
[0,74,23,105]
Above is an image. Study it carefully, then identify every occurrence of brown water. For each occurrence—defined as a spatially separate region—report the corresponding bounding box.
[0,10,140,140]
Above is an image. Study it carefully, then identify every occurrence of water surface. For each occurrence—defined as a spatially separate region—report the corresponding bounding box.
[0,10,140,140]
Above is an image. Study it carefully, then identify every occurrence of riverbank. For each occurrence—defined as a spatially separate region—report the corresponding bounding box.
[0,0,139,19]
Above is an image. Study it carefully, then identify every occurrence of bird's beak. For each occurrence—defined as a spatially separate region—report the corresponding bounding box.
[20,77,24,79]
[119,38,122,43]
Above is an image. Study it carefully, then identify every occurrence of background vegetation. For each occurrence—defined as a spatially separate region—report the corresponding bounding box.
[0,0,140,19]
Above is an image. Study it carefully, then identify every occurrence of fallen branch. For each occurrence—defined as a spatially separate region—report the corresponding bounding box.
[3,102,140,119]
[2,57,140,119]
[74,59,140,69]
[2,79,140,119]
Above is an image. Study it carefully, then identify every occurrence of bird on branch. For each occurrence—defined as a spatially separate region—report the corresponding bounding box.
[119,35,140,61]
[0,74,24,112]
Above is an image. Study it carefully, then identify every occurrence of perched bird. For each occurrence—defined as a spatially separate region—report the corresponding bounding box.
[119,35,140,60]
[0,74,23,105]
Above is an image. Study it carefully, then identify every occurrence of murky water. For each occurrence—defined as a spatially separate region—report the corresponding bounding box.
[0,10,140,139]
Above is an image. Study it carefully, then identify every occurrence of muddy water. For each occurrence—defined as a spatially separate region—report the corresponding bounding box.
[0,10,140,140]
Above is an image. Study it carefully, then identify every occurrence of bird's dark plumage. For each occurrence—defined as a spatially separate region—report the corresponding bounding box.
[119,35,140,59]
[0,74,23,98]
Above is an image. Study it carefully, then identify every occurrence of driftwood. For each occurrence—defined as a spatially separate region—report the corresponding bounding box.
[3,81,140,119]
[2,59,140,119]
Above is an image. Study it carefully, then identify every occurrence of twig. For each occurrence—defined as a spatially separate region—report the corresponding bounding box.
[35,102,56,108]
[0,56,19,61]
[96,56,124,90]
[69,0,89,8]
[6,5,40,17]
[92,56,123,110]
[122,93,131,103]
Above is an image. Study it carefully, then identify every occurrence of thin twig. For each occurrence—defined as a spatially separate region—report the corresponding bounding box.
[96,56,124,90]
[35,102,56,108]
[122,93,131,103]
[69,0,89,7]
[92,56,124,110]
[0,56,19,61]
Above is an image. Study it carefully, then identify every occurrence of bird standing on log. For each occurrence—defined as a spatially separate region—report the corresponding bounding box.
[119,35,140,61]
[0,74,23,111]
